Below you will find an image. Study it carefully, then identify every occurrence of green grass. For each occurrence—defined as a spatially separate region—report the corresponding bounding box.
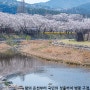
[59,39,90,46]
[0,34,31,40]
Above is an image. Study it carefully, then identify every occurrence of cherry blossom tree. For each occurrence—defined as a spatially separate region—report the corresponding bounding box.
[0,12,90,40]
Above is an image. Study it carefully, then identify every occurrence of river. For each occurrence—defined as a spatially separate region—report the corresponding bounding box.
[0,55,90,88]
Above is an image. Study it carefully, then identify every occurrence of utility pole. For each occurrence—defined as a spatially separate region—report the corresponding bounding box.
[17,0,26,13]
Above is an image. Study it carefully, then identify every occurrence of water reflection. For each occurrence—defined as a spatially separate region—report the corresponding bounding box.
[0,55,90,86]
[0,55,46,76]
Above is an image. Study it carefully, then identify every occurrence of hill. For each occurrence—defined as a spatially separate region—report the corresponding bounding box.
[0,0,60,15]
[34,0,90,9]
[1,0,90,16]
[61,2,90,17]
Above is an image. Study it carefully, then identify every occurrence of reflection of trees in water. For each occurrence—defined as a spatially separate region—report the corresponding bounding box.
[0,55,46,76]
[20,74,25,81]
[0,58,11,67]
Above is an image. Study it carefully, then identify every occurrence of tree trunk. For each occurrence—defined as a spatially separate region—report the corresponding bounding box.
[76,32,84,41]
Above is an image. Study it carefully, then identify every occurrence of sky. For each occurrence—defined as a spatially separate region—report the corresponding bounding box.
[17,0,49,4]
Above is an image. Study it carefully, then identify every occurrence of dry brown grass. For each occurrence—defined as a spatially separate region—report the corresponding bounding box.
[0,43,11,52]
[20,40,90,65]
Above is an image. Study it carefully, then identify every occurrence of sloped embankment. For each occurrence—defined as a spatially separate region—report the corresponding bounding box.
[20,40,90,66]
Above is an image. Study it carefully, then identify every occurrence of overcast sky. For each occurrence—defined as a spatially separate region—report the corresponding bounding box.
[17,0,49,4]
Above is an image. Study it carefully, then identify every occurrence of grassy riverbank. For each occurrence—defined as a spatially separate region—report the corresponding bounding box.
[19,40,90,66]
[0,43,11,53]
[0,40,90,66]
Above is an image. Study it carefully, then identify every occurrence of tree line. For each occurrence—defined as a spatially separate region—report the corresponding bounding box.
[0,12,90,41]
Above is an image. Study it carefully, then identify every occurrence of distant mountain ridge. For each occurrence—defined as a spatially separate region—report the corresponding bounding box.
[0,0,60,14]
[33,0,90,16]
[34,0,90,9]
[1,0,90,16]
[60,2,90,17]
[0,0,17,14]
[0,0,17,5]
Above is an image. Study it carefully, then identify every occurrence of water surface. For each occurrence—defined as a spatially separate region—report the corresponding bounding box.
[0,55,90,87]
